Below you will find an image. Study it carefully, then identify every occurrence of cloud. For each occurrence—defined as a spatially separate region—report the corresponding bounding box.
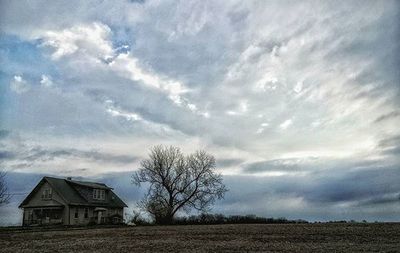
[109,51,189,106]
[293,81,303,93]
[279,119,293,130]
[37,22,193,110]
[0,151,15,160]
[374,111,400,123]
[10,75,30,93]
[105,99,141,121]
[357,193,400,207]
[216,158,244,168]
[0,145,138,165]
[40,22,114,60]
[242,158,305,174]
[23,147,138,164]
[213,163,400,221]
[0,1,398,155]
[378,135,400,149]
[378,135,400,156]
[0,131,139,175]
[2,1,399,153]
[0,130,11,139]
[40,74,53,87]
[299,166,400,204]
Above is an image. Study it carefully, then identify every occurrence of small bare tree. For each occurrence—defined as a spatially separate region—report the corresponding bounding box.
[0,171,11,206]
[133,145,227,224]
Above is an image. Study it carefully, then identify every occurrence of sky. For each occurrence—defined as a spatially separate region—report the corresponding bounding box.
[0,0,399,225]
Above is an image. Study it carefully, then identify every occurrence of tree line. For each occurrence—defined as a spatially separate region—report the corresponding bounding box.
[129,212,308,226]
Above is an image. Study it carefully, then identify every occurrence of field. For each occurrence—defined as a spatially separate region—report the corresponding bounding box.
[1,223,399,252]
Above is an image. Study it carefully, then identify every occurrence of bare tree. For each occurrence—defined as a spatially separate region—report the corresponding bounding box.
[0,171,11,206]
[133,145,227,224]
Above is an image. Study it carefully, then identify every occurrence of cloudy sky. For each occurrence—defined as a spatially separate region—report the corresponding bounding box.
[0,0,399,225]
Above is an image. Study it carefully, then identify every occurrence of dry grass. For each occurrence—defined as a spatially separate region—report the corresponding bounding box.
[1,223,399,252]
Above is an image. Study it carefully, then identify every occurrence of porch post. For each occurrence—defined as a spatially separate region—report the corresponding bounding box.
[22,209,25,226]
[97,211,102,224]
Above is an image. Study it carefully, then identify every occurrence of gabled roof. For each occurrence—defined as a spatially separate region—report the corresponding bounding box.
[19,176,128,208]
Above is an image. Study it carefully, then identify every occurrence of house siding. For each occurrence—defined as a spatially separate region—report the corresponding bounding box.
[23,182,66,207]
[69,206,95,225]
[68,206,124,225]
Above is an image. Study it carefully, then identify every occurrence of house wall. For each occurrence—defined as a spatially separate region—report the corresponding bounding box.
[68,206,124,225]
[68,206,94,225]
[103,207,124,219]
[23,182,66,207]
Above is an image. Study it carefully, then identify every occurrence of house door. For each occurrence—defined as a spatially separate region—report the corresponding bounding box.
[94,207,107,224]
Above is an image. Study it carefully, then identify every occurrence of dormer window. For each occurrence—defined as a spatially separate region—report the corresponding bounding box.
[93,189,105,200]
[42,188,52,199]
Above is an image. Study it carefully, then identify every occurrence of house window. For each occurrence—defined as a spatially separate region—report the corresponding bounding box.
[93,189,105,200]
[74,208,79,219]
[84,208,89,218]
[42,188,52,199]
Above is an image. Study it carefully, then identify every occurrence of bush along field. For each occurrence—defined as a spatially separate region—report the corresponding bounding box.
[128,212,309,226]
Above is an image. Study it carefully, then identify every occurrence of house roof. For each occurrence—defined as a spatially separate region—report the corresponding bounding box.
[19,176,128,208]
[66,179,112,190]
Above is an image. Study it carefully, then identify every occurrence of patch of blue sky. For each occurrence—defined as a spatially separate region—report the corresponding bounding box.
[109,25,134,54]
[0,72,19,130]
[0,34,59,83]
[0,35,59,130]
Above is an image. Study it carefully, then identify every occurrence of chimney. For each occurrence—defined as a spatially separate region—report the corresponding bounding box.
[67,177,72,180]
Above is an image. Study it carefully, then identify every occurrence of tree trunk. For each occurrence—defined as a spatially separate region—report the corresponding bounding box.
[155,213,174,225]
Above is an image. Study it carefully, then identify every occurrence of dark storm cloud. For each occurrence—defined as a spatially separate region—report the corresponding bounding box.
[378,135,400,148]
[0,143,138,165]
[128,0,145,4]
[233,158,400,206]
[382,146,400,156]
[357,193,400,207]
[0,130,11,139]
[378,135,400,155]
[374,111,400,123]
[216,158,244,168]
[83,84,203,139]
[299,166,400,204]
[22,146,138,164]
[2,162,400,225]
[242,158,306,173]
[0,151,15,160]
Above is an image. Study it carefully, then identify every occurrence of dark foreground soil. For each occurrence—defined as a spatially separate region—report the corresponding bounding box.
[1,223,399,252]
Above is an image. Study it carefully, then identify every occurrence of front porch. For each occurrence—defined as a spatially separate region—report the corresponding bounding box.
[23,207,64,226]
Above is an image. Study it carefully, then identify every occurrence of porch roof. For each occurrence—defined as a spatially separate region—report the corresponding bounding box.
[28,206,64,210]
